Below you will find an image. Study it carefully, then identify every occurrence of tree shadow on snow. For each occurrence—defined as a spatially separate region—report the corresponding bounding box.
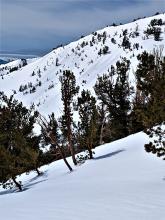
[23,179,47,191]
[0,172,48,196]
[28,170,48,183]
[94,149,125,160]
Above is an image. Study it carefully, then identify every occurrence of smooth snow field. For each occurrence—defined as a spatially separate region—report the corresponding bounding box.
[0,132,164,220]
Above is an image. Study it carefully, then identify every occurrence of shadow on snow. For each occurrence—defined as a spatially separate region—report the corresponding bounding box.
[94,149,125,160]
[0,172,48,196]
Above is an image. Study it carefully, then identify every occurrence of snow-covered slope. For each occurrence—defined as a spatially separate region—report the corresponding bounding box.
[0,14,165,116]
[0,132,164,220]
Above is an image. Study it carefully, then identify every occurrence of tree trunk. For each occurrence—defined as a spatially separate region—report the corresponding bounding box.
[49,133,73,172]
[87,144,93,159]
[36,167,41,176]
[68,142,77,165]
[99,119,105,145]
[58,146,73,172]
[89,149,93,159]
[99,104,106,145]
[12,177,22,191]
[68,125,77,165]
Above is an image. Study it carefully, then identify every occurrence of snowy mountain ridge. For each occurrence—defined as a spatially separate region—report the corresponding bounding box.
[0,13,165,116]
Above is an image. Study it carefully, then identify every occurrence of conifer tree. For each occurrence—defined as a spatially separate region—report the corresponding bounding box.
[0,93,40,190]
[39,113,73,172]
[134,50,165,160]
[144,126,165,160]
[122,36,131,49]
[94,58,132,140]
[77,90,98,159]
[135,50,165,127]
[59,70,79,165]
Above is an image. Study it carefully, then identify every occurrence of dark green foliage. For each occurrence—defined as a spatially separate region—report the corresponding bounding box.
[133,43,139,50]
[97,103,107,144]
[77,90,98,159]
[0,93,40,190]
[40,113,59,148]
[129,89,146,134]
[144,126,165,160]
[59,70,79,165]
[39,113,73,171]
[111,38,116,44]
[94,58,133,140]
[122,36,131,49]
[98,46,109,55]
[59,70,79,139]
[56,58,59,66]
[134,50,165,160]
[153,27,162,41]
[135,50,165,127]
[144,26,162,41]
[102,46,109,54]
[122,29,128,36]
[150,19,163,26]
[21,59,27,67]
[9,59,27,73]
[76,150,95,164]
[9,66,18,73]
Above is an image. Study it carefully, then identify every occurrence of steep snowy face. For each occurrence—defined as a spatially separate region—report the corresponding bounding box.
[0,14,165,116]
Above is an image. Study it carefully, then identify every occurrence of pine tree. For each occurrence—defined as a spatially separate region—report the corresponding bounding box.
[135,50,165,127]
[144,126,165,160]
[0,93,40,190]
[77,90,98,159]
[39,113,73,172]
[94,58,132,140]
[59,70,79,165]
[153,27,162,41]
[129,87,146,134]
[134,50,165,160]
[122,36,131,49]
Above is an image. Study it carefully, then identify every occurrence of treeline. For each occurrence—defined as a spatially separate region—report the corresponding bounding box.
[0,50,164,190]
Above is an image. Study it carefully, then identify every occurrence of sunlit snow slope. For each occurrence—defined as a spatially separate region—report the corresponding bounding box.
[0,14,165,116]
[0,132,164,220]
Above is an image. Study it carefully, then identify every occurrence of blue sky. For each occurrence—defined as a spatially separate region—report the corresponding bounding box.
[0,0,165,56]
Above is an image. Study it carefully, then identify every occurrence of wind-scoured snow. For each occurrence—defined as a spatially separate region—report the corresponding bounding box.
[0,14,165,116]
[0,132,164,220]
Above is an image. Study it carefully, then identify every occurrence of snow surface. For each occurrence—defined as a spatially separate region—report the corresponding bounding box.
[0,14,165,117]
[0,132,165,220]
[0,14,165,219]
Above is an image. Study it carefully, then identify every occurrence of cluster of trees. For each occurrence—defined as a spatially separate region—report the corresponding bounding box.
[0,49,164,190]
[150,18,164,27]
[19,80,42,95]
[144,26,162,41]
[134,49,165,160]
[122,36,131,49]
[0,94,41,190]
[98,46,109,55]
[9,59,27,73]
[144,19,164,41]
